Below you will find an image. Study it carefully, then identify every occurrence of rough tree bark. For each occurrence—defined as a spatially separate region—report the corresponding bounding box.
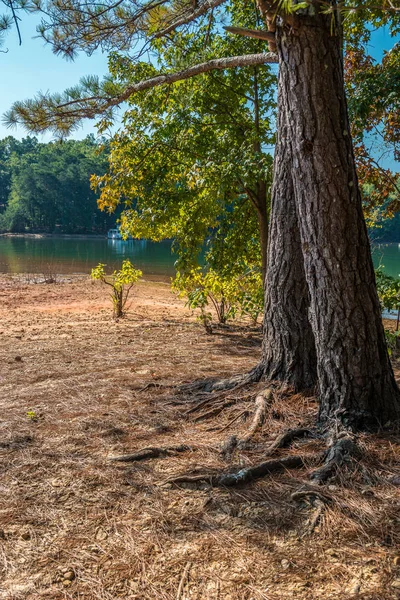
[271,8,400,428]
[256,181,269,287]
[261,54,317,392]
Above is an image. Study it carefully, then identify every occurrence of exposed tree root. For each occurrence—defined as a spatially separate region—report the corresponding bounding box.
[307,502,324,534]
[221,388,272,456]
[108,444,192,462]
[218,409,250,433]
[240,389,271,443]
[264,427,313,456]
[163,454,316,487]
[192,400,237,423]
[179,363,264,394]
[291,487,333,535]
[310,435,361,483]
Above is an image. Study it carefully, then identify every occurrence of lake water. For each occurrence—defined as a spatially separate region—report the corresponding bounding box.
[0,236,176,277]
[0,236,399,279]
[372,244,400,279]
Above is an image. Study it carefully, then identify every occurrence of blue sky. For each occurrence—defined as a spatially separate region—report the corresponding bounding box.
[0,15,398,173]
[0,15,110,142]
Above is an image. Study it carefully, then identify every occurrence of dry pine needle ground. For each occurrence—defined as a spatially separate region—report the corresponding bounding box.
[0,275,399,600]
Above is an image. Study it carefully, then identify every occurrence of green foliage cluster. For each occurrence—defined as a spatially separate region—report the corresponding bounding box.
[384,328,400,357]
[91,259,142,318]
[173,267,263,332]
[0,135,114,234]
[375,267,400,313]
[375,266,400,352]
[369,213,400,243]
[88,2,274,328]
[92,2,275,272]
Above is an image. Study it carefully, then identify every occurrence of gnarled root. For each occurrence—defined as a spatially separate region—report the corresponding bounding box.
[264,427,313,456]
[163,454,317,488]
[291,487,333,535]
[179,363,264,395]
[240,389,271,444]
[108,444,192,462]
[310,435,361,483]
[221,388,272,456]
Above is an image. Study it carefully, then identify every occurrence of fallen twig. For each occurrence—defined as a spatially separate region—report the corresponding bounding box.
[193,399,236,422]
[132,381,174,393]
[176,561,191,600]
[218,409,249,433]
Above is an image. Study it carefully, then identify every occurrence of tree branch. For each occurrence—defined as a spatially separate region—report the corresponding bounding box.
[6,52,278,134]
[224,26,276,43]
[153,0,228,39]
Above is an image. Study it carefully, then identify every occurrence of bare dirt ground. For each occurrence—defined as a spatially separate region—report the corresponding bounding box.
[0,274,399,600]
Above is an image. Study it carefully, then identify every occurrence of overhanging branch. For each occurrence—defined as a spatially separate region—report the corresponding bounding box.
[5,52,278,134]
[107,52,278,106]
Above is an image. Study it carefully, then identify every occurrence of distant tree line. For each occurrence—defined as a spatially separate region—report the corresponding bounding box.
[0,135,119,234]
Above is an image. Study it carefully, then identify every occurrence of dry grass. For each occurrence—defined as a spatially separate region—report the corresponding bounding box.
[0,274,399,599]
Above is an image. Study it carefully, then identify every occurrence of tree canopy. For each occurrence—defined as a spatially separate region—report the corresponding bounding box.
[92,6,275,276]
[2,1,398,215]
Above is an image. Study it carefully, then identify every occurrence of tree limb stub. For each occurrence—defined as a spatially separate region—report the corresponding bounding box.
[109,444,191,462]
[224,26,276,43]
[164,454,314,487]
[291,488,333,506]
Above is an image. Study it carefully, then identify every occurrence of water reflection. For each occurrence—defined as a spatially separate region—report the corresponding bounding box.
[0,236,175,276]
[1,237,399,279]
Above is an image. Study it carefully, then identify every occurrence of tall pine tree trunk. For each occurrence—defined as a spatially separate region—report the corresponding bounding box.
[272,10,400,428]
[262,52,317,391]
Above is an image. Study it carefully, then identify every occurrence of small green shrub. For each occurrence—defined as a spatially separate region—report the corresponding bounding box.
[375,267,400,331]
[375,268,400,314]
[26,409,38,421]
[384,329,400,357]
[173,267,263,332]
[91,260,142,318]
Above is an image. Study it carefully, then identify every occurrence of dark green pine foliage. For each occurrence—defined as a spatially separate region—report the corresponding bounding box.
[0,135,116,233]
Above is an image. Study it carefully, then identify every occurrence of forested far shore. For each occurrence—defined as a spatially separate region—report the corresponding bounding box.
[0,135,121,235]
[0,134,399,241]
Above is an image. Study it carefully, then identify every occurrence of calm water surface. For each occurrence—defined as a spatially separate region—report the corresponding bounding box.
[371,244,400,279]
[0,236,176,276]
[0,236,400,279]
